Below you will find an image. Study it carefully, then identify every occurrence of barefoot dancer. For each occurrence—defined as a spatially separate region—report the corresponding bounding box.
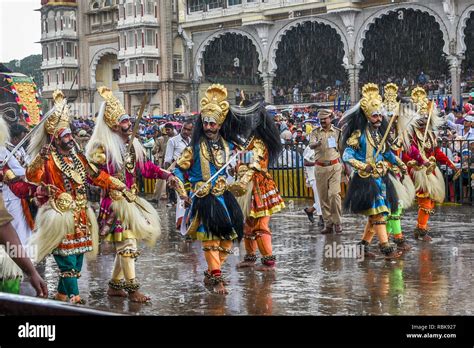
[174,84,244,295]
[86,87,177,303]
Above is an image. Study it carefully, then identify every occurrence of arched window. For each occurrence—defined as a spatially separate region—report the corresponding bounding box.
[91,1,99,10]
[104,0,112,7]
[173,38,184,75]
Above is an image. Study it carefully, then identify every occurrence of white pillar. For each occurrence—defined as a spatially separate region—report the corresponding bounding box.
[448,55,463,105]
[347,65,361,104]
[262,73,274,104]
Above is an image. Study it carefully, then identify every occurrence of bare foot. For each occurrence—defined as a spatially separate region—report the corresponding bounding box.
[70,295,85,304]
[128,290,151,303]
[213,282,228,295]
[204,276,229,285]
[255,264,276,272]
[203,276,212,285]
[422,235,432,242]
[384,250,403,260]
[107,287,127,298]
[54,293,68,302]
[236,260,256,268]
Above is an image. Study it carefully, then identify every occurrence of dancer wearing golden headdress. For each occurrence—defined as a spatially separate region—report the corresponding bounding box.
[401,87,460,241]
[26,90,127,304]
[381,83,416,252]
[174,84,244,294]
[86,87,177,302]
[340,83,407,260]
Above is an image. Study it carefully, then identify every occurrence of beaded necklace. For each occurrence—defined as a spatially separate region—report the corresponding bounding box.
[205,136,225,168]
[53,149,87,189]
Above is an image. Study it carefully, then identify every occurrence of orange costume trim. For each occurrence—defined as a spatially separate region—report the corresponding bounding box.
[27,151,120,254]
[237,138,284,266]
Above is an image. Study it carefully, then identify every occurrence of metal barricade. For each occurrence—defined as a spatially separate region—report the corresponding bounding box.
[440,138,473,204]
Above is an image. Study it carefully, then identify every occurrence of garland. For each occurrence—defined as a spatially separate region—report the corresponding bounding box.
[4,74,43,125]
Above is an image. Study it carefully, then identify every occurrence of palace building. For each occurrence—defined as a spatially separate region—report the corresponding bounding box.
[39,0,192,116]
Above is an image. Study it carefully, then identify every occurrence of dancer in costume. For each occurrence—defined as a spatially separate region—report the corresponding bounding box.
[402,87,460,241]
[0,115,47,297]
[174,84,244,294]
[0,122,37,244]
[26,90,127,303]
[382,83,416,252]
[341,83,407,260]
[86,86,177,302]
[221,102,284,271]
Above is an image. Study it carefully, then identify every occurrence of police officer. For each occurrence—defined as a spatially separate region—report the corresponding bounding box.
[308,109,343,234]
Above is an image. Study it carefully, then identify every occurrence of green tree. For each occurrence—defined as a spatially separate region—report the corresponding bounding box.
[4,54,43,89]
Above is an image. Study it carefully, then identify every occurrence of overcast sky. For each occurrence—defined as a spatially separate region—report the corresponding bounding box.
[0,0,41,62]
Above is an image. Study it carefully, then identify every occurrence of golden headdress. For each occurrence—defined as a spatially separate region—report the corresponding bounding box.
[383,83,399,116]
[360,83,384,118]
[200,84,230,125]
[97,86,127,128]
[45,89,70,136]
[411,87,429,116]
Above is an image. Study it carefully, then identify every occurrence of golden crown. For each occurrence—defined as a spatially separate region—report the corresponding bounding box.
[360,83,383,118]
[45,89,70,136]
[411,87,429,116]
[383,83,399,116]
[97,86,127,128]
[200,84,230,125]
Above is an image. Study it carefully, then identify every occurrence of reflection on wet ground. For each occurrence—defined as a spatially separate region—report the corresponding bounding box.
[30,200,473,315]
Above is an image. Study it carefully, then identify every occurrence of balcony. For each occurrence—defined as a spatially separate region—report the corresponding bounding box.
[117,14,158,28]
[42,80,79,93]
[181,0,326,25]
[40,28,78,41]
[41,57,78,69]
[119,46,159,59]
[119,73,160,85]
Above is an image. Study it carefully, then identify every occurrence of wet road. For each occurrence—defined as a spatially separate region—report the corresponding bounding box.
[30,199,474,315]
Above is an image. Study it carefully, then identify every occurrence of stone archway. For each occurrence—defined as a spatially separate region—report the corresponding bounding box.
[89,47,119,89]
[90,49,120,113]
[355,4,451,67]
[268,17,349,75]
[175,94,189,113]
[193,29,264,81]
[457,5,474,56]
[459,6,474,95]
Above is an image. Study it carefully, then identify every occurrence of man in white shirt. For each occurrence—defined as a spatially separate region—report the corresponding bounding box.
[163,120,193,169]
[447,115,474,140]
[164,120,194,228]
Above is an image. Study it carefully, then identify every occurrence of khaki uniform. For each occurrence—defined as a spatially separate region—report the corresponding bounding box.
[152,135,170,166]
[152,135,170,199]
[308,125,342,226]
[0,193,13,227]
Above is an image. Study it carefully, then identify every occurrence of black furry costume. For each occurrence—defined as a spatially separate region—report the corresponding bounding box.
[187,102,282,239]
[339,103,398,215]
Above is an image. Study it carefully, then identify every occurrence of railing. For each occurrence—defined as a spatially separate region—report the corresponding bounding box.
[439,139,474,204]
[273,91,350,105]
[141,141,474,203]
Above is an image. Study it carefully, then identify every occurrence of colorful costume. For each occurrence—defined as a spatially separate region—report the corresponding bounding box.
[382,84,416,251]
[86,86,171,297]
[228,103,285,268]
[0,132,36,244]
[341,83,407,259]
[402,87,459,241]
[174,84,243,288]
[26,90,124,303]
[0,117,23,294]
